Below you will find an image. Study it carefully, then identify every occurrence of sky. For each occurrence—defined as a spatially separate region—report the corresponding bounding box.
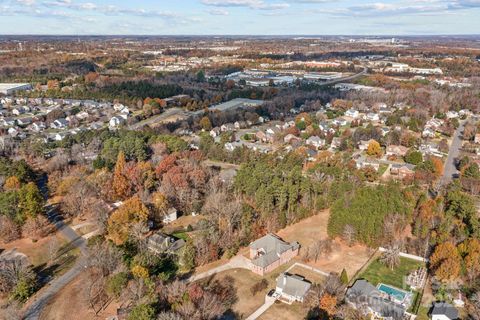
[0,0,479,35]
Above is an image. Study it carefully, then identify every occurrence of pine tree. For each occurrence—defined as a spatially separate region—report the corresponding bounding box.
[340,268,349,285]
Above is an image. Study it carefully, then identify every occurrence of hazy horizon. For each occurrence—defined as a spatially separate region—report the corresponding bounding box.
[1,0,480,36]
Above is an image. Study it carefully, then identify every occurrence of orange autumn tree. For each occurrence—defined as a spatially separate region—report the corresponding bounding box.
[319,293,337,318]
[4,176,21,190]
[107,196,149,245]
[366,140,382,158]
[431,157,444,178]
[459,238,480,280]
[113,151,130,200]
[430,242,461,282]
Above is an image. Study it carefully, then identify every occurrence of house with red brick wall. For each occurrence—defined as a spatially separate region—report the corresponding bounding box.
[249,233,300,276]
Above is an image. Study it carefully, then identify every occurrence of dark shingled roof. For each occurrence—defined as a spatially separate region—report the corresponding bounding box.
[432,302,458,320]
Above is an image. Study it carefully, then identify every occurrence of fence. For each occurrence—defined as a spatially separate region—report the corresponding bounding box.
[378,247,428,263]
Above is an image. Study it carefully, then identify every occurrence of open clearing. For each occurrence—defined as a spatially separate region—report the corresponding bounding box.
[277,210,373,277]
[39,271,119,320]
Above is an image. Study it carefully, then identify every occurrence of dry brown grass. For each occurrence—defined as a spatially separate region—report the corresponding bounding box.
[277,210,373,278]
[259,300,309,320]
[206,268,274,319]
[39,272,120,320]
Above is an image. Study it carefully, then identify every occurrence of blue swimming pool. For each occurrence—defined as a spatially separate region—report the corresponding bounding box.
[377,283,407,301]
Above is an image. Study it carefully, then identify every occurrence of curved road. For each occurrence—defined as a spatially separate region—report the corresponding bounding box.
[23,176,87,320]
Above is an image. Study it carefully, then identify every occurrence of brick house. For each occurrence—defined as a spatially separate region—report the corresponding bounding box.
[249,233,300,276]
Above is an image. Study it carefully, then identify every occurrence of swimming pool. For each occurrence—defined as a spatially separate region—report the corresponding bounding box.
[377,283,407,301]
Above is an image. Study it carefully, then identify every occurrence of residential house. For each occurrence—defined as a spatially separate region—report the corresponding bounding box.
[358,139,376,151]
[89,122,104,130]
[0,118,15,127]
[330,137,342,150]
[422,127,436,138]
[386,145,409,157]
[284,134,301,144]
[332,117,348,126]
[345,109,359,118]
[380,127,390,137]
[249,233,300,276]
[419,143,442,157]
[306,136,325,149]
[474,133,480,144]
[390,164,415,180]
[12,106,29,116]
[346,279,406,320]
[75,111,89,120]
[234,121,247,130]
[446,111,459,119]
[366,112,380,122]
[147,232,185,255]
[50,118,68,129]
[275,273,311,303]
[30,122,46,132]
[210,127,221,137]
[53,132,68,141]
[109,116,125,128]
[16,117,32,126]
[356,157,380,171]
[255,131,269,143]
[163,208,178,224]
[220,123,235,132]
[431,302,458,320]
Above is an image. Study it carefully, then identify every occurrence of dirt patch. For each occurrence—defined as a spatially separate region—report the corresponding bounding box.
[277,210,373,278]
[1,234,67,267]
[39,271,119,320]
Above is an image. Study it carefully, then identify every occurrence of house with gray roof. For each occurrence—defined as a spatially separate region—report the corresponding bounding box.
[147,232,185,255]
[249,233,299,275]
[275,273,311,303]
[431,302,458,320]
[346,279,406,320]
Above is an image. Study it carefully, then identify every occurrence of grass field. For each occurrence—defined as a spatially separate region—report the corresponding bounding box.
[259,300,309,320]
[359,257,424,289]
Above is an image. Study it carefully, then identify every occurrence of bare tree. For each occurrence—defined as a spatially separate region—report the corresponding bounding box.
[86,242,122,277]
[47,237,59,263]
[84,271,109,316]
[342,224,356,247]
[380,244,401,270]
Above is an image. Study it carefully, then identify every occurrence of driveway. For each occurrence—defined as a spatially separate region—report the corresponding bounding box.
[23,175,88,319]
[438,120,465,188]
[187,255,250,282]
[245,295,277,320]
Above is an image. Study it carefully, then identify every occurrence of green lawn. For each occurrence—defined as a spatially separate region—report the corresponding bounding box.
[359,257,424,289]
[416,306,430,320]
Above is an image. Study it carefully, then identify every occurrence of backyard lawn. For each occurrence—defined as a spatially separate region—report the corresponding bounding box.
[359,257,424,289]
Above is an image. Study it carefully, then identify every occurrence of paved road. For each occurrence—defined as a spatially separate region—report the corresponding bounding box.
[23,175,87,320]
[23,260,86,320]
[438,120,465,188]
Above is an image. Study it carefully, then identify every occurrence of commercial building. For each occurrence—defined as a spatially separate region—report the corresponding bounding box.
[0,83,32,95]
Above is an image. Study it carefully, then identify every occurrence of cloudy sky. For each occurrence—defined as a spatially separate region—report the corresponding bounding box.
[0,0,479,35]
